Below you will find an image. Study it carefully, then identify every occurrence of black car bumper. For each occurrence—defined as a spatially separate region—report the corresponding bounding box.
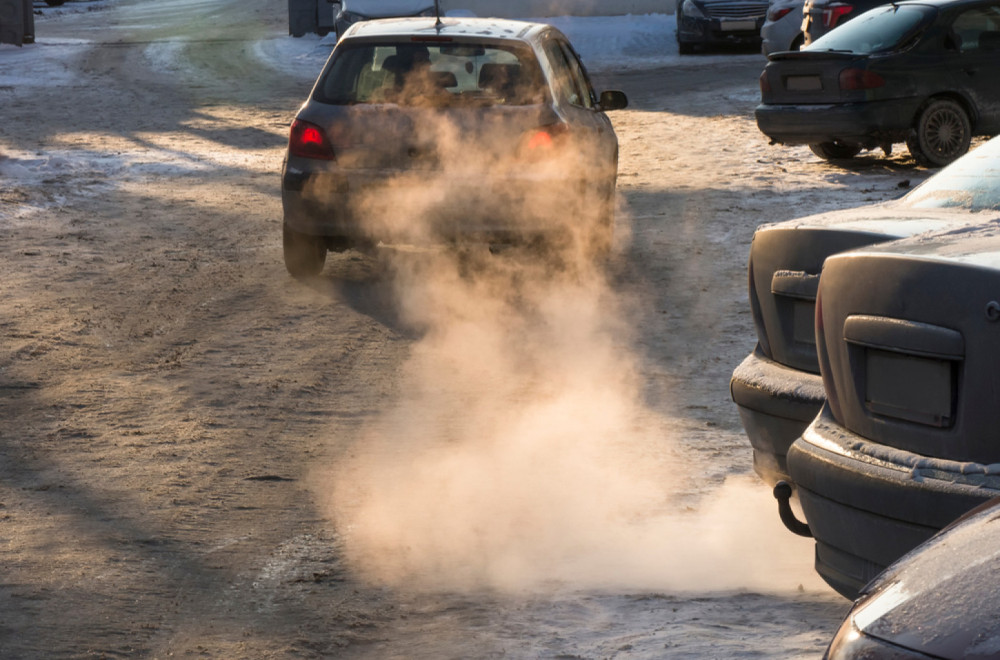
[787,404,999,598]
[677,15,765,47]
[730,346,825,484]
[755,97,923,146]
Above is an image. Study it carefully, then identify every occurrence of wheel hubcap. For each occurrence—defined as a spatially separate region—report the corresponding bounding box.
[927,109,963,156]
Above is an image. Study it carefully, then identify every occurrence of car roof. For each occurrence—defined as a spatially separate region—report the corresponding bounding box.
[892,0,997,9]
[342,16,555,43]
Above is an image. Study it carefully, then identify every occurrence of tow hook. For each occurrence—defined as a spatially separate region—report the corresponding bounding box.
[773,481,812,538]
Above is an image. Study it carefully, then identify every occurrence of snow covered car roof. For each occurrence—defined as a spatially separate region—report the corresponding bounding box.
[341,16,555,42]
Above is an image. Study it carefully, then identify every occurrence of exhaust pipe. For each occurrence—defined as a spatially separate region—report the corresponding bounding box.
[773,481,812,537]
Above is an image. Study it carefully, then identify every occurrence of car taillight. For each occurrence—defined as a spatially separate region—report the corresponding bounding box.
[768,7,793,20]
[288,119,335,160]
[759,70,771,94]
[839,68,885,90]
[520,122,569,159]
[748,259,773,359]
[821,3,853,28]
[815,286,843,422]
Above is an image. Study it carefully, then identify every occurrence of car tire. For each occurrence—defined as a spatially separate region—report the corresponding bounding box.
[809,141,862,161]
[906,98,972,167]
[44,0,66,5]
[283,223,327,278]
[678,41,696,54]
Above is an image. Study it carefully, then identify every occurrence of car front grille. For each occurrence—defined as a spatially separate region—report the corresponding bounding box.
[703,0,768,19]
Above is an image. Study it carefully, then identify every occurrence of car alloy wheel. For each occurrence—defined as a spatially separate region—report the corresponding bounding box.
[907,98,971,167]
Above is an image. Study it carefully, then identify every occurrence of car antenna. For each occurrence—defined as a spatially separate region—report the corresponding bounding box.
[434,0,443,27]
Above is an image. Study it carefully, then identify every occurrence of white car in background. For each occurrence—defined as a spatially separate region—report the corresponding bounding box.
[760,0,804,53]
[335,0,438,36]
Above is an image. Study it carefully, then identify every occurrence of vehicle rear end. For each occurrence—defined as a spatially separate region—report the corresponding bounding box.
[756,3,936,149]
[732,212,923,483]
[282,22,593,249]
[789,224,1000,597]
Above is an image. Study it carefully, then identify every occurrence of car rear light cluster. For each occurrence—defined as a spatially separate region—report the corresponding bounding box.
[520,122,570,159]
[768,7,793,21]
[288,119,336,161]
[815,287,843,422]
[839,68,885,90]
[821,3,853,28]
[748,260,773,358]
[759,70,771,94]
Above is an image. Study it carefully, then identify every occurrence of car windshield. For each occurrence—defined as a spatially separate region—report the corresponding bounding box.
[902,139,1000,211]
[806,4,935,53]
[315,41,546,107]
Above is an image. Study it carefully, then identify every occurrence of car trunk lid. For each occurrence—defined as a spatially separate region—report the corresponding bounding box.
[817,224,1000,463]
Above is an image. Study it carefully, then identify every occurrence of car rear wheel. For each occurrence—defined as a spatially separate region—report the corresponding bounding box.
[809,141,862,161]
[44,0,66,5]
[906,98,972,167]
[283,223,327,278]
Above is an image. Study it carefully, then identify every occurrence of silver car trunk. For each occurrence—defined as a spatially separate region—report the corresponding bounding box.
[297,102,557,173]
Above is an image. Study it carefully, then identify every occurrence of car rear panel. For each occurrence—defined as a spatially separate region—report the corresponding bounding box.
[760,52,864,105]
[749,224,899,372]
[818,229,1000,463]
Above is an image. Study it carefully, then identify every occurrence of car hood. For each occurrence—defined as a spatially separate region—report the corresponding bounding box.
[850,499,1000,658]
[341,0,434,17]
[756,202,1000,239]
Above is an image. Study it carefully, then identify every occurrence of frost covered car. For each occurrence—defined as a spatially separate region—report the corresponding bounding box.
[676,0,770,53]
[825,497,1000,659]
[731,136,1000,485]
[334,0,436,37]
[761,0,805,54]
[756,0,1000,166]
[787,213,1000,599]
[280,17,628,277]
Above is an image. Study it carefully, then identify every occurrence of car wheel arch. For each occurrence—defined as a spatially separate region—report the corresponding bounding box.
[907,94,975,166]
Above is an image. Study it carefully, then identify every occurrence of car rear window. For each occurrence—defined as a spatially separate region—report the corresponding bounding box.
[315,41,546,106]
[902,139,1000,211]
[805,4,935,53]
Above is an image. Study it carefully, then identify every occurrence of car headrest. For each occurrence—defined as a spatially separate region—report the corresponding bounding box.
[479,63,520,90]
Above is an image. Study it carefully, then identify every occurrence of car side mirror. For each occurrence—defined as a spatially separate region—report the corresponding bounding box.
[599,90,628,111]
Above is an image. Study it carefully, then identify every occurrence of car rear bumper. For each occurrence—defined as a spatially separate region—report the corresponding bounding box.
[281,162,599,245]
[755,98,922,146]
[788,404,999,598]
[677,16,765,46]
[730,346,825,483]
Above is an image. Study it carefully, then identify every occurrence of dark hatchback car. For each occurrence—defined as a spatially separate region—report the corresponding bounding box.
[756,0,1000,166]
[281,17,628,277]
[825,497,1000,659]
[676,0,770,53]
[787,212,1000,599]
[732,135,1000,485]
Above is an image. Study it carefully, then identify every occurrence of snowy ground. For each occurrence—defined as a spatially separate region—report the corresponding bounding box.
[1,0,935,657]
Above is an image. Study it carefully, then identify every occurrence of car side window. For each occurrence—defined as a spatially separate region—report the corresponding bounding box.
[557,41,597,109]
[542,39,587,107]
[949,5,1000,52]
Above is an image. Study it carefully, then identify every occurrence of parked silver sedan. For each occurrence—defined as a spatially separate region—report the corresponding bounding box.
[761,0,804,54]
[732,136,1000,485]
[281,17,628,277]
